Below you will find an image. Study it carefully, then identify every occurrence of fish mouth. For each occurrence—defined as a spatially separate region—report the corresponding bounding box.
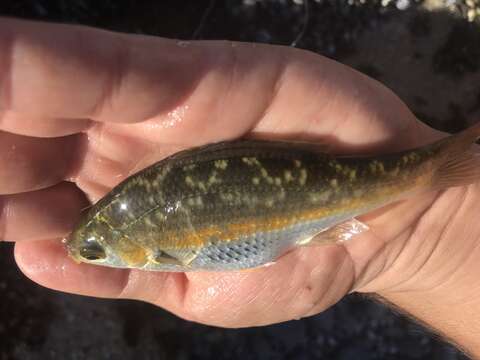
[62,237,82,264]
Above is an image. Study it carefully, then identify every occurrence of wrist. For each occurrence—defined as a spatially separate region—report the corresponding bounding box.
[376,280,480,359]
[358,184,480,358]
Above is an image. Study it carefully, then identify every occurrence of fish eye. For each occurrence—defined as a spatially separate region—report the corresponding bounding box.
[79,242,106,261]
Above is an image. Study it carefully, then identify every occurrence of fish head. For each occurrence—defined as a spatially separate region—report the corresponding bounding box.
[65,218,113,264]
[65,219,143,268]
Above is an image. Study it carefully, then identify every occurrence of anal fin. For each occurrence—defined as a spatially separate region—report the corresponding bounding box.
[300,218,369,247]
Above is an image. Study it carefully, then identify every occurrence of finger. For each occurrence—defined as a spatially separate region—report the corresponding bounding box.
[15,240,131,298]
[1,17,438,150]
[14,237,354,327]
[0,182,88,242]
[0,17,277,129]
[0,131,82,194]
[70,124,182,202]
[14,239,186,311]
[0,110,92,137]
[0,17,283,142]
[252,62,441,153]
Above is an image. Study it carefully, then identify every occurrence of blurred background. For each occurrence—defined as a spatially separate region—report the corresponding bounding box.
[0,1,479,359]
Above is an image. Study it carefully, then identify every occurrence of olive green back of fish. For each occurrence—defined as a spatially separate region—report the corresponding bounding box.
[88,140,435,249]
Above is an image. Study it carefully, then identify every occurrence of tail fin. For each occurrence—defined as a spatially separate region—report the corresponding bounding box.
[434,122,480,189]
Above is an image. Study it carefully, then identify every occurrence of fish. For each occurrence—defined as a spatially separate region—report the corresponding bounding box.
[66,123,480,271]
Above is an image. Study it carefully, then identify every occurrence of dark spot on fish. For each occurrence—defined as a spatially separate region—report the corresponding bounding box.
[208,254,220,262]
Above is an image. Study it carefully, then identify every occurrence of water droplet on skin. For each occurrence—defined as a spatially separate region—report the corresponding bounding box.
[207,286,216,296]
[7,144,17,158]
[161,105,189,129]
[176,41,191,48]
[262,262,276,267]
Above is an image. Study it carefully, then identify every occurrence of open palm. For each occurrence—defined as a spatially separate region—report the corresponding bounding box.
[2,18,479,332]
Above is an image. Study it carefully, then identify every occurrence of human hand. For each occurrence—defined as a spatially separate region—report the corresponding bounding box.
[2,17,480,354]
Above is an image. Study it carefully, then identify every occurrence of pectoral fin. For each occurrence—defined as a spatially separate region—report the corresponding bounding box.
[151,249,199,266]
